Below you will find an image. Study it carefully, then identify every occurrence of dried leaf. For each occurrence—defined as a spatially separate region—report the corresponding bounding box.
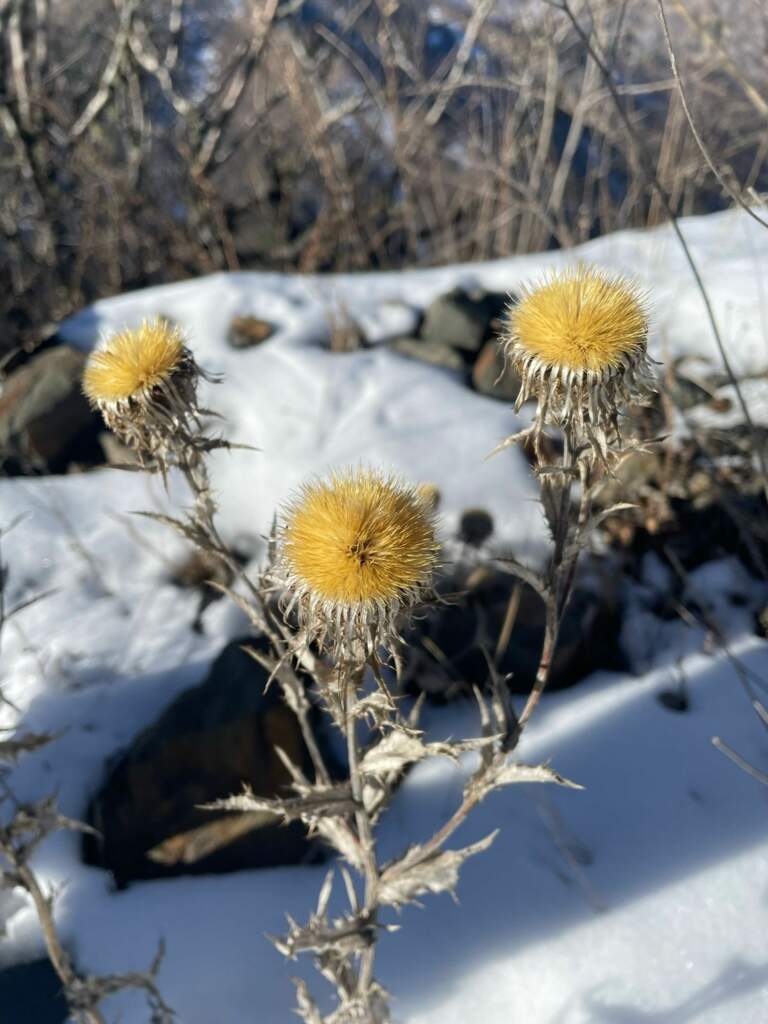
[493,760,583,790]
[316,819,364,873]
[273,911,374,958]
[360,731,429,775]
[293,978,324,1024]
[361,729,491,778]
[201,785,355,822]
[147,813,272,865]
[378,831,498,908]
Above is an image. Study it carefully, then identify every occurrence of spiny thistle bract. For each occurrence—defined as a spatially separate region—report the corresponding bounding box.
[276,467,439,657]
[503,266,655,453]
[83,319,203,465]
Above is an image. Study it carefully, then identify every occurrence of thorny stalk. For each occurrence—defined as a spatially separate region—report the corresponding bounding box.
[92,324,595,1023]
[141,412,583,1023]
[516,429,593,736]
[343,660,378,1006]
[0,520,174,1023]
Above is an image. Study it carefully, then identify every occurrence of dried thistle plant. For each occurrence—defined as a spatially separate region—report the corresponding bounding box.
[86,322,593,1024]
[83,319,250,580]
[82,319,214,475]
[495,264,657,733]
[219,465,580,1024]
[501,265,655,463]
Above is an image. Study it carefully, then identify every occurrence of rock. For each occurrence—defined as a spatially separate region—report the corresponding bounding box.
[420,287,509,354]
[457,508,494,547]
[0,345,101,473]
[83,638,321,886]
[471,341,521,402]
[227,315,276,349]
[0,959,67,1024]
[657,682,690,712]
[403,567,625,699]
[389,337,464,372]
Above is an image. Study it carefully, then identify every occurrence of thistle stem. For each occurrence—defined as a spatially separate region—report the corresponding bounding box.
[516,425,584,737]
[344,661,380,1012]
[10,856,106,1024]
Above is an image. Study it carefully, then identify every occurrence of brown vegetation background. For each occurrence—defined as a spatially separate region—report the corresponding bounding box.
[1,0,767,361]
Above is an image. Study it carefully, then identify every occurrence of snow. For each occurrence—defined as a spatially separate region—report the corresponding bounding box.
[2,206,768,1022]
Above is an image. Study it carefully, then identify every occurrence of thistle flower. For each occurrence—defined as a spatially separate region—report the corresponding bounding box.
[276,468,439,657]
[502,266,654,455]
[83,319,204,466]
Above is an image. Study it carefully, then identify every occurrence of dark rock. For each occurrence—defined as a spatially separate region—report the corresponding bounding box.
[0,958,67,1024]
[457,508,494,548]
[226,315,276,349]
[657,684,689,713]
[420,287,508,354]
[389,337,465,372]
[0,345,101,473]
[471,341,521,402]
[83,638,321,886]
[404,566,625,699]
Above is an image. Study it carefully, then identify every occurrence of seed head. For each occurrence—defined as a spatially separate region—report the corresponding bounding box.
[503,266,655,455]
[83,319,188,406]
[82,319,202,466]
[276,468,439,656]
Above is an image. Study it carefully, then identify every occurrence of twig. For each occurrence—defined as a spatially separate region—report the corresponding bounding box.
[712,736,768,787]
[656,0,768,231]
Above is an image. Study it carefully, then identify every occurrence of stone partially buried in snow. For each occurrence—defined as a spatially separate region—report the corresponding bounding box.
[389,337,465,373]
[83,638,320,886]
[0,345,101,473]
[471,340,521,402]
[226,315,276,349]
[420,286,509,353]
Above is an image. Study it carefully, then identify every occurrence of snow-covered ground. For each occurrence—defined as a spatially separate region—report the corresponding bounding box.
[2,207,768,1022]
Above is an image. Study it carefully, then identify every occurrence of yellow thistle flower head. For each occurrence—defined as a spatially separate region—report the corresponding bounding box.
[510,265,648,374]
[502,265,655,450]
[82,319,205,463]
[277,467,439,655]
[83,319,191,407]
